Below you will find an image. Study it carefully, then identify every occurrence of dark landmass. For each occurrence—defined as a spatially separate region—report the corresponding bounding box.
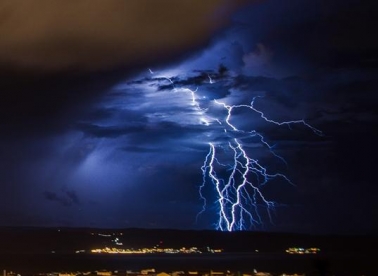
[0,227,377,275]
[0,227,376,254]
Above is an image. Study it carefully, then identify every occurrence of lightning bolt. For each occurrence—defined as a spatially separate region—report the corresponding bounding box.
[198,96,322,231]
[138,69,322,232]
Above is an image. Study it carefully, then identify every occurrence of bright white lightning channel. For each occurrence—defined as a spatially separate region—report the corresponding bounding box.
[148,69,322,232]
[198,94,323,231]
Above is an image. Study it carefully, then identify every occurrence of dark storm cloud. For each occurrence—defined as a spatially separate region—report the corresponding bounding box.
[1,0,377,233]
[43,189,80,207]
[0,0,247,72]
[76,122,146,138]
[0,0,249,134]
[236,0,378,73]
[122,122,211,147]
[0,71,126,134]
[120,146,164,153]
[154,69,234,95]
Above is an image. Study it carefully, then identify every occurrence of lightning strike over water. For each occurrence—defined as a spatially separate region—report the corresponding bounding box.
[130,69,322,232]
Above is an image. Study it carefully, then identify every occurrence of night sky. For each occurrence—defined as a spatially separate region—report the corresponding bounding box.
[0,0,377,234]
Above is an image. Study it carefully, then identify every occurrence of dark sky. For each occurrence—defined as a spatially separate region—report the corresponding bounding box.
[0,0,377,234]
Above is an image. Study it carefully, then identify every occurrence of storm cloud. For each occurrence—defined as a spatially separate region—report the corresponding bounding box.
[0,0,247,72]
[0,0,377,233]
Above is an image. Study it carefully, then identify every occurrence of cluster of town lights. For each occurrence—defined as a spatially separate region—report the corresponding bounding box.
[90,247,223,254]
[285,247,320,254]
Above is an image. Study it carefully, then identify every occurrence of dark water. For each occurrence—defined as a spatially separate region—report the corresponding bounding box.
[0,253,376,276]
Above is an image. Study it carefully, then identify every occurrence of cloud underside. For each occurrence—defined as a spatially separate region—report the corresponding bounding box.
[0,0,246,72]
